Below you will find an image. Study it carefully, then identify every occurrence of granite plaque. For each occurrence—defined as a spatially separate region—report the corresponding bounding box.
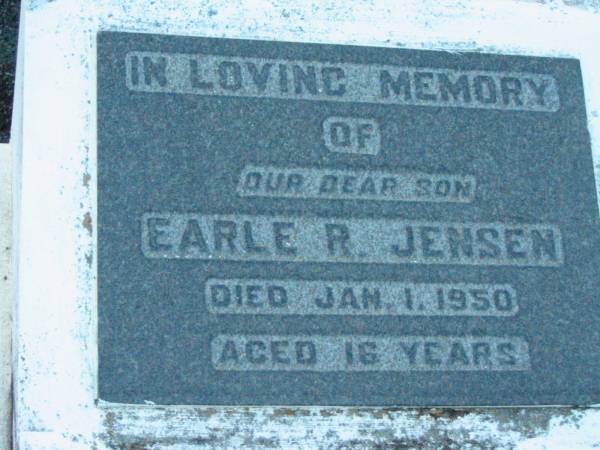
[97,31,600,406]
[0,0,20,142]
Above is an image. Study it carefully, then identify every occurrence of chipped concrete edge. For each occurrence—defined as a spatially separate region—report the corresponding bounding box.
[0,142,12,450]
[4,4,24,448]
[98,405,600,449]
[14,0,600,448]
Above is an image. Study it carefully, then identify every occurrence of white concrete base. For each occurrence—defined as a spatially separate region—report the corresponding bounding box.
[0,142,12,450]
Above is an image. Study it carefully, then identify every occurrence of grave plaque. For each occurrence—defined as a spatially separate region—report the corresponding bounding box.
[97,31,600,406]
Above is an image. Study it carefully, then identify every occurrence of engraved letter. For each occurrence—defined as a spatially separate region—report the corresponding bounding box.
[474,75,497,104]
[322,67,346,96]
[380,70,412,100]
[438,74,471,103]
[218,61,243,91]
[246,62,272,92]
[189,58,214,89]
[146,217,172,251]
[143,56,167,87]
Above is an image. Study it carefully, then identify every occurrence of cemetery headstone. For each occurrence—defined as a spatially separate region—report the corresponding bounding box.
[98,32,600,406]
[14,1,600,448]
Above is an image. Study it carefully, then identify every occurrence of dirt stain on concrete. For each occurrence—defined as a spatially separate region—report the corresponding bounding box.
[83,212,93,236]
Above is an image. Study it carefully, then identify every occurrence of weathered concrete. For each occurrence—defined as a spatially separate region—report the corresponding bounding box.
[99,405,600,449]
[0,142,12,450]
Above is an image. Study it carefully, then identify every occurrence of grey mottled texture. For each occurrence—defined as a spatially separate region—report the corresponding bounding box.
[0,0,20,142]
[97,32,600,406]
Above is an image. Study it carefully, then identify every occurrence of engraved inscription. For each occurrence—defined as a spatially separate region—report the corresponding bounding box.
[125,52,560,112]
[142,213,563,267]
[237,165,476,203]
[323,117,381,155]
[97,32,600,406]
[211,335,531,371]
[206,279,518,316]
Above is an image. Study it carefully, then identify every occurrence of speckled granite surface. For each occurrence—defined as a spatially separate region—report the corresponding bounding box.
[98,32,600,406]
[0,0,19,143]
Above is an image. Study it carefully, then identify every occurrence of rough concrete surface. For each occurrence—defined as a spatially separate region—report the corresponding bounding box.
[0,143,12,450]
[99,405,600,449]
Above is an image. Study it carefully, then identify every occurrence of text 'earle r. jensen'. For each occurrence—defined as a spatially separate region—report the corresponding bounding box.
[142,213,563,267]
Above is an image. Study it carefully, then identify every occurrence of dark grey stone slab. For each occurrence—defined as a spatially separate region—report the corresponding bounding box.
[97,31,600,406]
[0,0,20,143]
